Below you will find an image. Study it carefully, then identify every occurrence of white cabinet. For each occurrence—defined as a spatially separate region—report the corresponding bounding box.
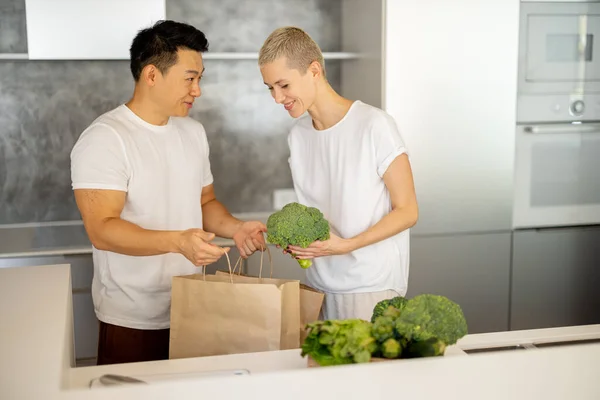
[24,0,166,60]
[0,254,98,363]
[382,1,520,236]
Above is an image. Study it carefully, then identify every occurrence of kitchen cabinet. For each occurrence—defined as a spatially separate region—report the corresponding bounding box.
[406,233,512,334]
[510,226,600,331]
[0,254,98,364]
[381,1,520,235]
[72,292,98,361]
[24,0,166,60]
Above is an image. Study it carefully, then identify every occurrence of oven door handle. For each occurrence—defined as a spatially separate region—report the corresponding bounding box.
[524,124,600,134]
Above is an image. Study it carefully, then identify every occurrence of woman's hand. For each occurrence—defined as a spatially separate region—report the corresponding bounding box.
[287,233,354,260]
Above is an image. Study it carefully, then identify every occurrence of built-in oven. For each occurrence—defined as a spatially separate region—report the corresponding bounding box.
[513,122,600,229]
[514,0,600,229]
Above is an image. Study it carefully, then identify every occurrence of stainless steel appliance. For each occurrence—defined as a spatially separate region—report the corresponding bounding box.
[510,0,600,332]
[514,0,600,229]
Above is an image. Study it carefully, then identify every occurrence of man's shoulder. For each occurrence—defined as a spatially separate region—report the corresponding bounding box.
[83,105,131,136]
[171,116,206,134]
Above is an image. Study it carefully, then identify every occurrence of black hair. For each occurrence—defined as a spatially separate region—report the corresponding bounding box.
[129,20,209,81]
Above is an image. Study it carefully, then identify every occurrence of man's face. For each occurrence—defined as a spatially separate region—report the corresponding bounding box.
[260,57,317,118]
[153,49,204,118]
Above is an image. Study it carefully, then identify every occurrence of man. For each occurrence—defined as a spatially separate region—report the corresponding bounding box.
[258,27,419,321]
[71,20,266,365]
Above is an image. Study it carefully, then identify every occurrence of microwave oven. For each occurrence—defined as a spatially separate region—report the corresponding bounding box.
[517,1,600,123]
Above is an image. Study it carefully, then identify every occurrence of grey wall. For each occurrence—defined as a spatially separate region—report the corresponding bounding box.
[0,0,342,224]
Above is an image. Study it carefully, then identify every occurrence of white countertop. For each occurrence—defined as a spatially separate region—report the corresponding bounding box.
[1,263,600,400]
[0,212,272,258]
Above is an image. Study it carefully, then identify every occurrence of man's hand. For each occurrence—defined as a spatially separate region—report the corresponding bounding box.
[287,232,354,260]
[232,221,268,258]
[177,228,230,266]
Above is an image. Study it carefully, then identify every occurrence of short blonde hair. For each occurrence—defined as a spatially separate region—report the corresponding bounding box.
[258,27,326,77]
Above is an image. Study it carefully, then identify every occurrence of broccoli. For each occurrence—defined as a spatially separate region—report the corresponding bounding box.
[301,319,377,366]
[371,306,401,342]
[371,296,408,322]
[381,338,402,359]
[403,337,447,358]
[266,202,330,269]
[394,294,468,357]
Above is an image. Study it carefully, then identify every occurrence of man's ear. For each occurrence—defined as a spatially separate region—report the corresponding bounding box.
[141,64,159,87]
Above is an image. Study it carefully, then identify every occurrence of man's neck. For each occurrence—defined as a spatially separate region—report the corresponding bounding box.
[125,91,170,126]
[307,84,354,131]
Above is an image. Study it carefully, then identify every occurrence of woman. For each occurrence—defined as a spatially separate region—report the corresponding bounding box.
[258,27,418,321]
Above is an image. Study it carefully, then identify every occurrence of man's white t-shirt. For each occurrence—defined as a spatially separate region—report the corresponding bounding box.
[71,104,213,330]
[288,100,410,296]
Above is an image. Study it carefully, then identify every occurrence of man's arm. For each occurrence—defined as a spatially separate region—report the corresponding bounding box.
[74,189,226,265]
[201,184,267,257]
[200,184,244,238]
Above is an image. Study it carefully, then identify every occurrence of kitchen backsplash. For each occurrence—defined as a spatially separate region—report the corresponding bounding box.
[0,0,342,224]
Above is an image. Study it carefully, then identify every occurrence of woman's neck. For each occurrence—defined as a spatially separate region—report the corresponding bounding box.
[307,83,355,131]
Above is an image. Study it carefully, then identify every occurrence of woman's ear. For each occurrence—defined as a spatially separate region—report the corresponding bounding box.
[308,60,323,79]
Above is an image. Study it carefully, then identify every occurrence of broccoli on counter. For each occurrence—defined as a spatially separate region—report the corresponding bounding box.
[394,294,468,357]
[371,296,408,322]
[301,319,378,366]
[266,202,330,269]
[300,293,469,365]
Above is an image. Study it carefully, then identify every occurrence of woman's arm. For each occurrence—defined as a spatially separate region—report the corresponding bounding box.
[288,153,418,258]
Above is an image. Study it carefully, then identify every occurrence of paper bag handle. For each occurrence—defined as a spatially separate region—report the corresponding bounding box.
[228,245,274,280]
[258,245,273,279]
[202,248,233,283]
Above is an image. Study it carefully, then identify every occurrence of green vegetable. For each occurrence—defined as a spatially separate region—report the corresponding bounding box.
[394,294,468,357]
[266,202,330,269]
[301,293,469,364]
[381,338,402,359]
[403,337,447,358]
[301,319,377,366]
[371,306,401,342]
[371,296,408,322]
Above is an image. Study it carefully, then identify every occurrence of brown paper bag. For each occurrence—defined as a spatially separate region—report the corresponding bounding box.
[216,248,324,346]
[298,283,325,342]
[169,263,300,360]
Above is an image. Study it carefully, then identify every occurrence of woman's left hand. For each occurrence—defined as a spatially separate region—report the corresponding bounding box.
[287,233,354,260]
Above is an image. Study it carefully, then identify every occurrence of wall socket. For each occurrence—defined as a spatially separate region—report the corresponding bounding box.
[273,188,298,210]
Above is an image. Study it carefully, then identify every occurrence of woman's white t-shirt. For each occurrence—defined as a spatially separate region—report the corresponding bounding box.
[70,104,213,330]
[288,101,410,296]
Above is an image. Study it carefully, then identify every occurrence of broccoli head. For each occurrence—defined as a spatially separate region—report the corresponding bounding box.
[403,337,447,358]
[381,338,402,359]
[394,294,468,348]
[371,296,408,322]
[266,202,330,268]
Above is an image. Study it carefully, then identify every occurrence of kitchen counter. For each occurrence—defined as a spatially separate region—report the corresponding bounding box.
[1,263,599,400]
[0,212,272,258]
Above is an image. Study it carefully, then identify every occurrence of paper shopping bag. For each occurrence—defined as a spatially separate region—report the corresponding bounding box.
[215,250,324,346]
[298,283,325,342]
[169,271,300,359]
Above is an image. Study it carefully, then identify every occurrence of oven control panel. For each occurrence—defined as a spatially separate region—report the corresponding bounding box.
[517,94,600,123]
